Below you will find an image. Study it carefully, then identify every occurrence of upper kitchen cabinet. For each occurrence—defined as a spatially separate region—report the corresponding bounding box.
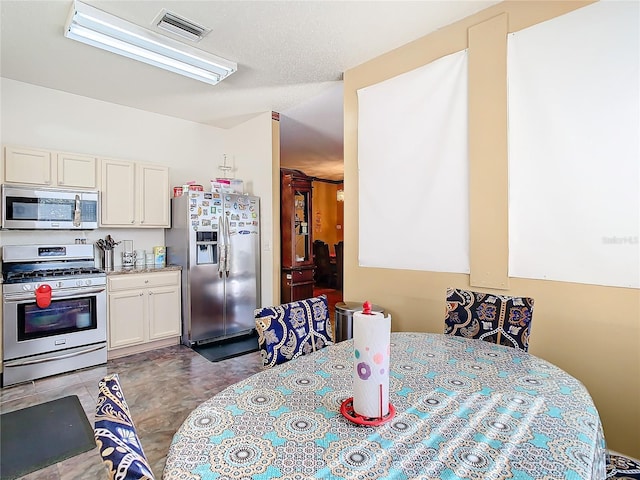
[100,158,136,225]
[100,157,170,228]
[2,145,97,189]
[3,145,51,185]
[56,151,98,189]
[138,163,170,227]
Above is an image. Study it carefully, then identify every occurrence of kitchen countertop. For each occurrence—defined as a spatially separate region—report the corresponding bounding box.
[105,264,182,275]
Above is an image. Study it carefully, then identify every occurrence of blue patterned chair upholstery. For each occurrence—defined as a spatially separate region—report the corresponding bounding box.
[254,294,333,368]
[444,287,534,352]
[606,451,640,479]
[94,373,155,480]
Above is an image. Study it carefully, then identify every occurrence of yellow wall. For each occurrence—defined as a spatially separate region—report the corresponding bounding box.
[312,181,341,254]
[343,0,639,458]
[272,115,281,305]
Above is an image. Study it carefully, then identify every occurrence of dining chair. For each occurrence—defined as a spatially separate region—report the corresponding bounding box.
[254,294,334,368]
[334,241,343,290]
[313,240,334,287]
[444,287,534,351]
[94,373,156,480]
[606,451,640,479]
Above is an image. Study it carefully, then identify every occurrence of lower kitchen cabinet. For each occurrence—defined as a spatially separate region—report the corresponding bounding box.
[107,270,181,355]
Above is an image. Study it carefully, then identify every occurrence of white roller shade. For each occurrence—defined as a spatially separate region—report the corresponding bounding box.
[358,49,469,273]
[507,1,639,288]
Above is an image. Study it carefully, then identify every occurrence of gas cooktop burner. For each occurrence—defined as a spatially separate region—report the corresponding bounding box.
[1,244,106,286]
[4,267,105,284]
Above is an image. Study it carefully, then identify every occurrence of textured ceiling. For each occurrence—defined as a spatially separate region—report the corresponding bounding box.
[0,0,500,181]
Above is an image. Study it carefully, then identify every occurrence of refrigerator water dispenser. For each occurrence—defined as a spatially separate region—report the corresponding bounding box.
[195,231,217,264]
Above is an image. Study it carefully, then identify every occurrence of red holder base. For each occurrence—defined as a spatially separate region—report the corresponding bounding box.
[340,397,396,426]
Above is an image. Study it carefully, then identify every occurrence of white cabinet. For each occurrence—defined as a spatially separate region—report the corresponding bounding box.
[108,289,146,348]
[138,163,170,227]
[107,270,181,352]
[2,145,97,189]
[100,158,170,227]
[100,158,136,226]
[148,285,182,340]
[3,145,52,185]
[56,152,98,189]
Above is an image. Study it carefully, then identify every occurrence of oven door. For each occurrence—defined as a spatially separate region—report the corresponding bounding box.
[2,285,107,362]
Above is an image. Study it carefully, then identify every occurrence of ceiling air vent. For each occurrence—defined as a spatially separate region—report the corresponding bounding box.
[153,9,211,42]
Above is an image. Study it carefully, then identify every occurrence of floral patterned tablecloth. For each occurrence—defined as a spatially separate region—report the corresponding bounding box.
[163,332,606,480]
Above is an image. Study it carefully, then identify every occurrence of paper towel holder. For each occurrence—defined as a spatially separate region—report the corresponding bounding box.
[342,299,395,425]
[340,397,396,426]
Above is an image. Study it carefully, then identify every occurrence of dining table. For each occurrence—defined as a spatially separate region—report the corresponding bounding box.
[163,332,606,480]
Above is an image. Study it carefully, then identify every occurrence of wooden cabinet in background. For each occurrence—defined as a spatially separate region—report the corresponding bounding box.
[281,268,314,304]
[281,169,314,303]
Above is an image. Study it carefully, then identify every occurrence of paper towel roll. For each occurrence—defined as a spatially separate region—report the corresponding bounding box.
[352,310,391,418]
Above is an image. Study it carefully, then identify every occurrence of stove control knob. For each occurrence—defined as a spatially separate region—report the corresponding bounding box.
[23,284,32,291]
[86,279,92,286]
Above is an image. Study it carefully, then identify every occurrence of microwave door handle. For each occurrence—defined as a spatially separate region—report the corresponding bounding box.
[73,194,81,227]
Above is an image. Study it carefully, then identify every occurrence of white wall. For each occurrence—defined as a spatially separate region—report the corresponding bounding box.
[0,78,226,187]
[0,78,274,303]
[223,112,275,307]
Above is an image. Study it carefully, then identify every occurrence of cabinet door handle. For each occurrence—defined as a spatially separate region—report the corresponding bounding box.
[139,292,144,296]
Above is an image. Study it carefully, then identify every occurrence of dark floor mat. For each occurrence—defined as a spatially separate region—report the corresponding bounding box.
[0,395,96,480]
[193,333,260,363]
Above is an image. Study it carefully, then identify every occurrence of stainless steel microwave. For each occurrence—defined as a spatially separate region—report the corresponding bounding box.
[1,185,99,230]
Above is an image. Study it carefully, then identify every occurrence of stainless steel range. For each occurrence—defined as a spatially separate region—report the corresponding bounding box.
[2,244,107,386]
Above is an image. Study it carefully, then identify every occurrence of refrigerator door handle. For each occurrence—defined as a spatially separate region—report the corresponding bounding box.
[225,216,231,277]
[218,215,225,278]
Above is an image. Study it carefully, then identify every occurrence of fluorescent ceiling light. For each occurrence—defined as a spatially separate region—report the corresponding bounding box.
[64,0,237,85]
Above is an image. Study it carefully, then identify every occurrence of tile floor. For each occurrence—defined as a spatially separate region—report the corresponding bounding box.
[0,288,344,480]
[0,344,264,480]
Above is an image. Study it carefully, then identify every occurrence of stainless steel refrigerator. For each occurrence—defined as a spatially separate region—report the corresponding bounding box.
[166,191,260,346]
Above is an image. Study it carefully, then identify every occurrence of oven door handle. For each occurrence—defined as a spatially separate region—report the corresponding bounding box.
[52,286,106,298]
[3,286,106,303]
[3,343,106,367]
